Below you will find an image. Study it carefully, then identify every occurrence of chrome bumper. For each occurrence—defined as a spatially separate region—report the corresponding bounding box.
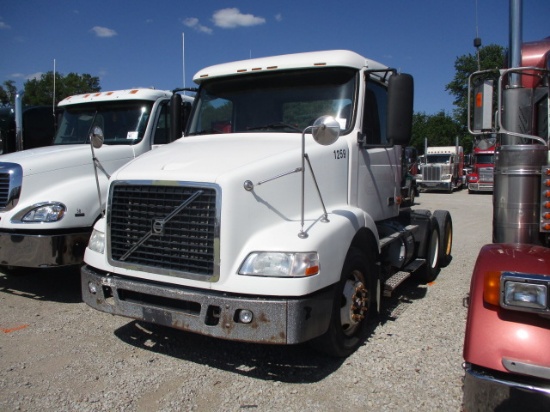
[418,181,452,191]
[468,183,493,192]
[81,265,334,345]
[0,229,91,268]
[463,363,550,411]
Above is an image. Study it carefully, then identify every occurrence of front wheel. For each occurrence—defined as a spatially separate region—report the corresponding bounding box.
[310,248,377,357]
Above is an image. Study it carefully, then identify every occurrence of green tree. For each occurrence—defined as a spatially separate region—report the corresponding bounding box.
[445,44,505,129]
[22,71,101,106]
[411,110,470,154]
[0,80,17,106]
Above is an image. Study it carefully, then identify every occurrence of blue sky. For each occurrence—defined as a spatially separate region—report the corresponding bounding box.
[1,1,549,115]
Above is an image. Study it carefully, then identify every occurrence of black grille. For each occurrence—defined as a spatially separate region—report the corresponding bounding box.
[109,184,218,277]
[0,173,11,208]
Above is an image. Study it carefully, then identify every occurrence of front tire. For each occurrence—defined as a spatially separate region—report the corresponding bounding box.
[311,248,377,357]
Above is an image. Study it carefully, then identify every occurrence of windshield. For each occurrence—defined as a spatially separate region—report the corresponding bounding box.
[475,154,494,164]
[187,68,357,135]
[426,154,452,164]
[53,101,154,145]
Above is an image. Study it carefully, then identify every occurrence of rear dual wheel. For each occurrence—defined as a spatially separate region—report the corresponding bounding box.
[417,216,440,283]
[434,210,453,268]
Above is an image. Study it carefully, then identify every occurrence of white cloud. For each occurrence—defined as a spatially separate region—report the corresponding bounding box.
[275,13,283,22]
[27,72,43,80]
[90,26,117,38]
[212,8,265,29]
[183,17,213,34]
[0,21,11,30]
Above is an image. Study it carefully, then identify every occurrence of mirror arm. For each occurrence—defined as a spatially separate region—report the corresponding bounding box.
[89,142,106,218]
[304,153,329,223]
[298,116,340,238]
[299,125,313,239]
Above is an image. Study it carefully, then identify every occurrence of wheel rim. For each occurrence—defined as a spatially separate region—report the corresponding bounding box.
[444,222,452,256]
[340,270,369,337]
[429,229,440,268]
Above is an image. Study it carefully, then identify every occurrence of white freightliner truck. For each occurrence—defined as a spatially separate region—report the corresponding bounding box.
[81,50,453,357]
[0,88,193,269]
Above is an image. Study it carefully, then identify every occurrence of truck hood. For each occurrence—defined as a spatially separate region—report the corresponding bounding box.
[0,144,133,177]
[113,134,302,182]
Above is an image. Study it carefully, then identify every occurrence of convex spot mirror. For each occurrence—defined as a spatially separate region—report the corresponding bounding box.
[90,126,104,149]
[311,116,340,146]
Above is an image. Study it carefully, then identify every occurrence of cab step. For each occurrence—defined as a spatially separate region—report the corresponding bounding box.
[384,271,410,297]
[383,259,426,297]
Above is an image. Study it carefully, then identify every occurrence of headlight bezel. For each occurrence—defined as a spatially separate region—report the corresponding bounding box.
[500,272,550,314]
[11,202,67,223]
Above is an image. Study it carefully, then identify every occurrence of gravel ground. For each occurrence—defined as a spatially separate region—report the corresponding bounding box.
[0,189,493,412]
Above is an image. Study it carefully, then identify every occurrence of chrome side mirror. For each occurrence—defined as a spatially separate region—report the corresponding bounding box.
[90,126,104,149]
[311,115,340,146]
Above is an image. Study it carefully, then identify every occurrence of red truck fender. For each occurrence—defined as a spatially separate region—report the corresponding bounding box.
[464,243,550,374]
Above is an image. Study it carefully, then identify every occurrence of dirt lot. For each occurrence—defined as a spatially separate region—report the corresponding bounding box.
[0,190,493,411]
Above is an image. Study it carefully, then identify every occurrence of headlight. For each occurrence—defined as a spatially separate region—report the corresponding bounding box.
[501,273,548,312]
[88,229,105,254]
[239,252,319,277]
[16,202,66,223]
[441,174,452,180]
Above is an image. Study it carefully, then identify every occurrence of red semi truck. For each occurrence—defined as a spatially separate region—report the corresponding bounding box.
[462,1,550,409]
[466,137,496,193]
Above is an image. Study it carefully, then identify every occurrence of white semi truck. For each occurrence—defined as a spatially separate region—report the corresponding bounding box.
[81,50,453,357]
[417,142,464,193]
[0,88,193,269]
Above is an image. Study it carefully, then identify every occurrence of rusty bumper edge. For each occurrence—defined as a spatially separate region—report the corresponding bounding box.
[463,363,550,411]
[81,265,335,345]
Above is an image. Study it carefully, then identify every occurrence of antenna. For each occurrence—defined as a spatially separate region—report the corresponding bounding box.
[474,0,482,70]
[53,59,56,115]
[182,33,186,93]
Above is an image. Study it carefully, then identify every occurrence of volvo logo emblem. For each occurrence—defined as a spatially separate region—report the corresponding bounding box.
[152,219,165,235]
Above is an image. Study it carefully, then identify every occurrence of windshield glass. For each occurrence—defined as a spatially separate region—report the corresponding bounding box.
[187,68,357,135]
[426,154,452,164]
[53,101,154,145]
[475,154,494,164]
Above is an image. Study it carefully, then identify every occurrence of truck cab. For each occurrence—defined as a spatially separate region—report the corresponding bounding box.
[417,144,464,193]
[81,50,451,357]
[463,10,550,408]
[0,88,192,269]
[466,137,496,193]
[0,105,56,154]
